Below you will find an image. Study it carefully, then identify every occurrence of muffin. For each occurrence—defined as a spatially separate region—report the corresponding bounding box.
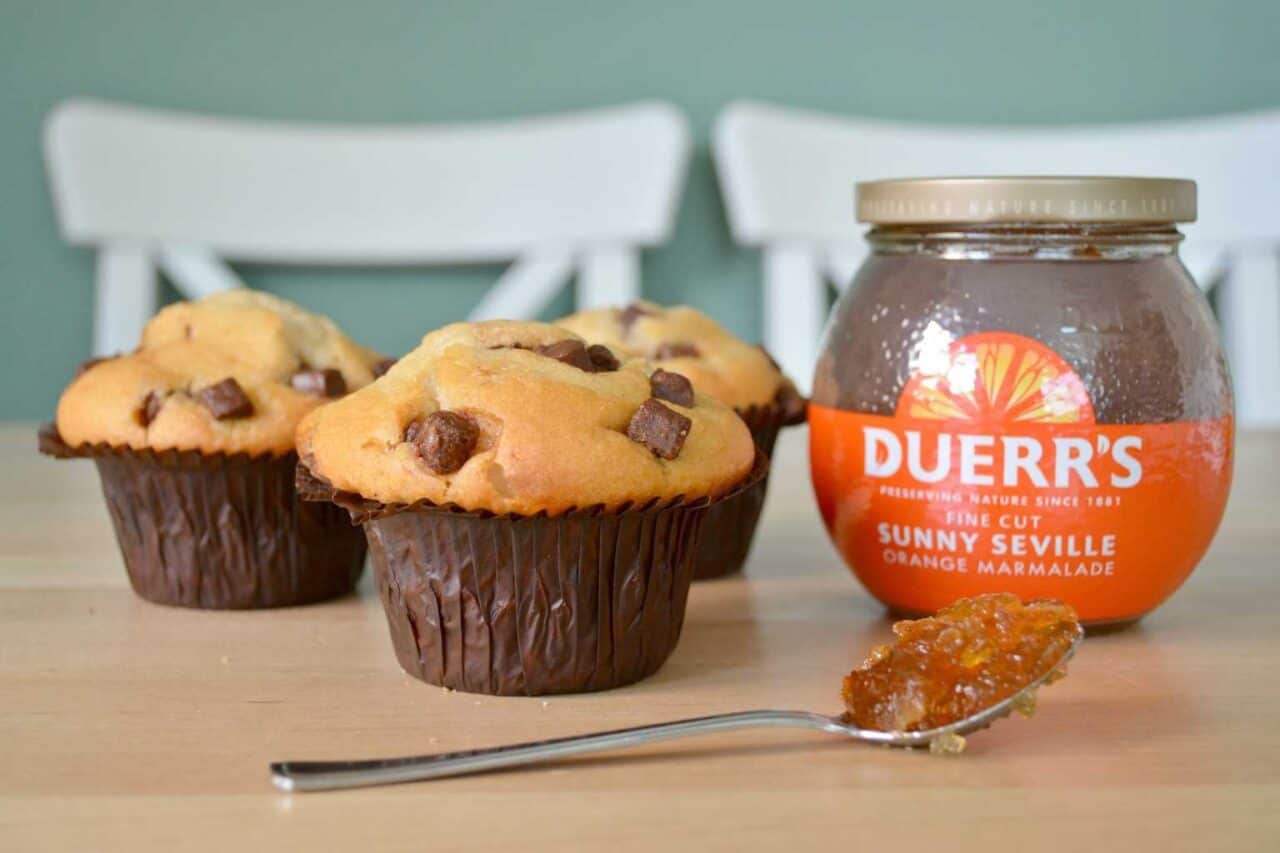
[296,320,760,695]
[558,302,805,579]
[39,290,382,609]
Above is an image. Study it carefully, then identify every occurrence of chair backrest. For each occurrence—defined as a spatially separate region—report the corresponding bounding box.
[714,100,1280,425]
[45,98,691,353]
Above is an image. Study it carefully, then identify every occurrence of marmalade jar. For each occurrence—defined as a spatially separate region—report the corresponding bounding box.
[810,177,1233,626]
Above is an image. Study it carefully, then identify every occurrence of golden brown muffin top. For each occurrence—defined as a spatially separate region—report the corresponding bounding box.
[55,290,382,457]
[295,320,756,515]
[557,301,795,412]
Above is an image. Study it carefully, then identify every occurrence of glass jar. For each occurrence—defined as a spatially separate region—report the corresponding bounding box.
[810,177,1233,626]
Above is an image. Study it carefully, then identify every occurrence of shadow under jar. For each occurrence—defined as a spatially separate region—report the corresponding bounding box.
[809,177,1234,627]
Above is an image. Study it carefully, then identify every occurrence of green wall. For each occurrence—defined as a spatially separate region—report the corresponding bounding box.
[4,0,1280,420]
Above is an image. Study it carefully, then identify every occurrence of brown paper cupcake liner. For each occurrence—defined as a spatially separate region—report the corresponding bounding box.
[38,424,366,609]
[690,387,807,581]
[298,452,767,695]
[739,383,809,456]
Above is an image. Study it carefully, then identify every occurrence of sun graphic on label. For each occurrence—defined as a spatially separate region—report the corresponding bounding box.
[897,330,1095,425]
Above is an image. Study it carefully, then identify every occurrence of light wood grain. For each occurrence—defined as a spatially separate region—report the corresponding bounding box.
[1,424,1278,851]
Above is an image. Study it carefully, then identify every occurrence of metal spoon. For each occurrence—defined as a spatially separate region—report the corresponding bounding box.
[271,627,1081,792]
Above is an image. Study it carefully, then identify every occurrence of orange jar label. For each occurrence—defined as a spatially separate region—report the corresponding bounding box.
[809,332,1233,623]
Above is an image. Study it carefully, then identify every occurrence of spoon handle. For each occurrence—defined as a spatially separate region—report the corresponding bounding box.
[271,710,846,792]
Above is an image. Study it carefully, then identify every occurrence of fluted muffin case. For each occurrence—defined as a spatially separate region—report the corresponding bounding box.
[691,392,805,581]
[39,426,365,609]
[299,454,765,695]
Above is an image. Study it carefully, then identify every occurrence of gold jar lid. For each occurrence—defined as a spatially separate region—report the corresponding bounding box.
[856,176,1196,225]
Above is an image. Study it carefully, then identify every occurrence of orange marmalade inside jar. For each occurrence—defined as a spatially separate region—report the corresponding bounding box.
[810,177,1234,626]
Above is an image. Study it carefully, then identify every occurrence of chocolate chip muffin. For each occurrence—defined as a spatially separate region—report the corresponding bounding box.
[296,320,761,695]
[558,302,806,579]
[39,290,380,609]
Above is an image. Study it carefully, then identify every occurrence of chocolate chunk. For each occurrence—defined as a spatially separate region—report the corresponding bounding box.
[290,368,347,398]
[653,341,701,360]
[626,399,691,460]
[372,357,397,378]
[587,344,620,373]
[409,410,480,474]
[196,378,254,420]
[537,339,593,371]
[620,302,656,332]
[138,391,164,427]
[650,369,694,407]
[755,343,781,372]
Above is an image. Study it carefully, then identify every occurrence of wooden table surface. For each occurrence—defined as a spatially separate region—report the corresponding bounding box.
[2,423,1277,851]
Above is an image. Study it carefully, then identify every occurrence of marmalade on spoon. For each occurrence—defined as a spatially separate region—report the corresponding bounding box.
[842,593,1079,733]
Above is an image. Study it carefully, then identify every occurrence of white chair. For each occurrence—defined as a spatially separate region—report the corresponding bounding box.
[714,100,1280,426]
[44,97,691,356]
